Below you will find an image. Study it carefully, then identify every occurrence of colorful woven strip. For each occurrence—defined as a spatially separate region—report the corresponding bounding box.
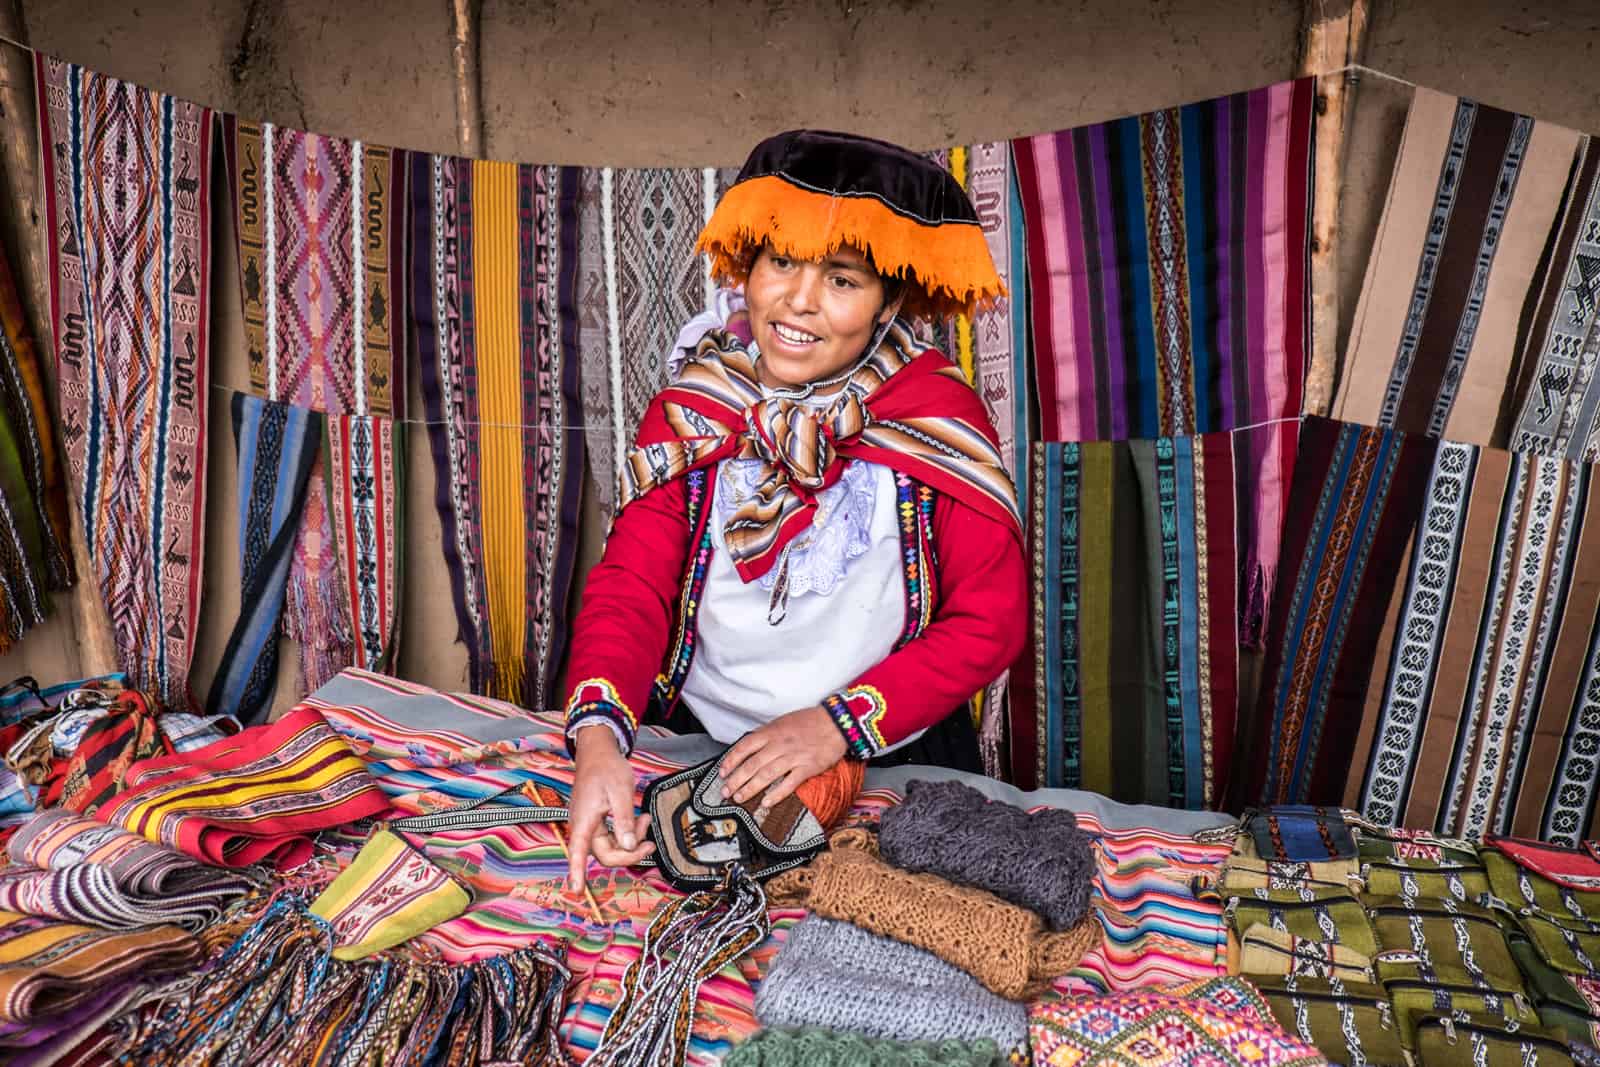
[35,54,210,706]
[324,411,404,673]
[0,907,198,1025]
[411,154,584,709]
[1232,416,1439,810]
[206,393,323,723]
[1354,439,1600,844]
[5,807,250,932]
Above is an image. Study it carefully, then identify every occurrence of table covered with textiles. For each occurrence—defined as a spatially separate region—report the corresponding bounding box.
[0,668,1596,1066]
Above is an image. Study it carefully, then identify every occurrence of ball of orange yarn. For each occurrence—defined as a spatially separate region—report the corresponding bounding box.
[794,758,865,830]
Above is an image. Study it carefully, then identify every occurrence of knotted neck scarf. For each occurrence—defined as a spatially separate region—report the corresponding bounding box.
[619,319,1021,594]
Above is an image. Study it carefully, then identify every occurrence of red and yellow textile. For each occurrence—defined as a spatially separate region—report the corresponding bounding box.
[96,706,389,870]
[0,908,198,1025]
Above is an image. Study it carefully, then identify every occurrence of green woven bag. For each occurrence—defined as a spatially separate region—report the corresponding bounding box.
[1255,975,1405,1067]
[1413,1015,1575,1066]
[1368,897,1526,994]
[1229,891,1378,958]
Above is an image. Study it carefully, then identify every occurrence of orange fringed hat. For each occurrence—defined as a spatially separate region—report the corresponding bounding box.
[697,129,1006,321]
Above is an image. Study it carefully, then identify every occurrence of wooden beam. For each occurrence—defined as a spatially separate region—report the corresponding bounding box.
[449,0,485,158]
[1298,0,1372,417]
[0,6,118,676]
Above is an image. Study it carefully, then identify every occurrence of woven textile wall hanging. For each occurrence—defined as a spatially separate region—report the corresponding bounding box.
[222,116,409,693]
[411,154,584,710]
[35,54,210,706]
[1013,77,1315,644]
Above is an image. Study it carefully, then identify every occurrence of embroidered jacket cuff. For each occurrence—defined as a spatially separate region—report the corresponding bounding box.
[564,678,638,756]
[822,685,890,761]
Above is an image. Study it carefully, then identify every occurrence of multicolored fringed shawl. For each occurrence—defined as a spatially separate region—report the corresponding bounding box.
[97,706,389,870]
[5,808,250,932]
[622,322,1021,583]
[35,55,211,707]
[0,236,73,646]
[1013,78,1314,642]
[222,115,409,694]
[1027,976,1328,1066]
[1337,89,1583,443]
[1232,416,1439,811]
[1351,440,1600,844]
[1507,133,1600,460]
[411,155,584,710]
[575,165,735,518]
[206,394,323,724]
[1009,435,1239,808]
[0,908,198,1024]
[123,896,570,1066]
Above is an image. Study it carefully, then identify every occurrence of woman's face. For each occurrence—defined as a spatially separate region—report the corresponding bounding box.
[744,245,901,390]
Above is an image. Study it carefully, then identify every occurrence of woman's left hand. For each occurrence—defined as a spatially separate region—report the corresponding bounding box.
[719,705,849,813]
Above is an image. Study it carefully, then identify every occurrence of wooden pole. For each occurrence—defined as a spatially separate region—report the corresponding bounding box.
[0,5,118,675]
[1298,0,1372,417]
[449,0,485,158]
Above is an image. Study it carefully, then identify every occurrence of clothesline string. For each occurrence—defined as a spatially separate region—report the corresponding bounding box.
[197,380,1307,435]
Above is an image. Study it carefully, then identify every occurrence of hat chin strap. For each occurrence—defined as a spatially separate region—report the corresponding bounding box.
[755,314,896,402]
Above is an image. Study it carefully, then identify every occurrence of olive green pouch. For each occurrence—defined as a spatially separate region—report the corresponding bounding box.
[1355,822,1480,865]
[1237,922,1375,982]
[1369,896,1526,994]
[1508,931,1600,1047]
[1362,856,1492,904]
[1386,980,1539,1048]
[1228,891,1378,958]
[1486,850,1600,920]
[1414,1014,1575,1066]
[1254,975,1405,1067]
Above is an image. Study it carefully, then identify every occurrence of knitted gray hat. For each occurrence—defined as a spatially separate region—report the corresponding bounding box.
[755,917,1028,1054]
[878,778,1096,930]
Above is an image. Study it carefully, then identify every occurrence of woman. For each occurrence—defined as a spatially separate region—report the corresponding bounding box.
[564,129,1026,890]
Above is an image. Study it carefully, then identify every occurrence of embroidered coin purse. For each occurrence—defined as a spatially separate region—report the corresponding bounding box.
[643,753,828,890]
[309,828,470,960]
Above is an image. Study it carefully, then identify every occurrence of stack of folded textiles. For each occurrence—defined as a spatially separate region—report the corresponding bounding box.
[1218,805,1600,1066]
[749,780,1100,1063]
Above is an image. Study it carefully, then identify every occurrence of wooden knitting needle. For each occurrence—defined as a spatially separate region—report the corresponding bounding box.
[525,781,607,927]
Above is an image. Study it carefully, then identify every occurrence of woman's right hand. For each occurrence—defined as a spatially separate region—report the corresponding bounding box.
[566,726,655,892]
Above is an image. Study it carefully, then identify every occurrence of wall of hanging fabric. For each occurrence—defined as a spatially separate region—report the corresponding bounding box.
[34,55,211,708]
[221,116,409,692]
[410,153,585,711]
[1235,414,1600,848]
[1013,77,1316,648]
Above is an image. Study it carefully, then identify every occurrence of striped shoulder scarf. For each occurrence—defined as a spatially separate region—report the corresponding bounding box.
[620,320,1021,583]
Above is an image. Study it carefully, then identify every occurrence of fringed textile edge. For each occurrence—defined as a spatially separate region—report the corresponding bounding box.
[698,174,1006,320]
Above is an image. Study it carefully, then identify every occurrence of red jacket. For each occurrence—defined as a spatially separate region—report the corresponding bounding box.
[563,357,1027,760]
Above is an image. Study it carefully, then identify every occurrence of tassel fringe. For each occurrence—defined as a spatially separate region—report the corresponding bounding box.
[122,896,572,1066]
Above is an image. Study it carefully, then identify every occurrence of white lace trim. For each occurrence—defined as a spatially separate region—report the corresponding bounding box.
[715,457,877,598]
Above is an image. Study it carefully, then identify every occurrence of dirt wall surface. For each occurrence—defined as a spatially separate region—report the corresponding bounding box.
[0,0,1597,712]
